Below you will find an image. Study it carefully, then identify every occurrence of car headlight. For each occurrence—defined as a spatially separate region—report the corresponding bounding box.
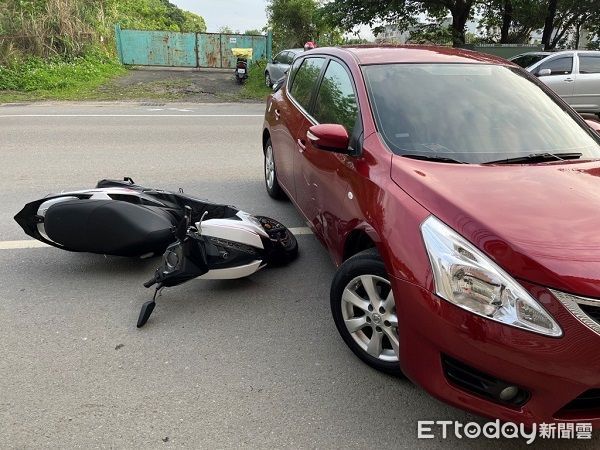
[421,216,562,337]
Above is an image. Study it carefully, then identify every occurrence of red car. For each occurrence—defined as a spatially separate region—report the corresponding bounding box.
[261,45,600,427]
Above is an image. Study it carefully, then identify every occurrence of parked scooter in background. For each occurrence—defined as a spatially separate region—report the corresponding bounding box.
[232,48,253,84]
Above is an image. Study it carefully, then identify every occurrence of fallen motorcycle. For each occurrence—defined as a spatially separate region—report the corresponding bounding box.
[14,178,298,326]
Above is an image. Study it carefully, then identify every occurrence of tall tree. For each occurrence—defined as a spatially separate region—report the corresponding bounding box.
[541,0,600,49]
[477,0,546,44]
[322,0,485,47]
[541,0,558,48]
[267,0,343,50]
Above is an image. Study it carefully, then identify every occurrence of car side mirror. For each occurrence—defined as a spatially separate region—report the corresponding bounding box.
[584,119,600,134]
[307,124,350,154]
[537,68,551,77]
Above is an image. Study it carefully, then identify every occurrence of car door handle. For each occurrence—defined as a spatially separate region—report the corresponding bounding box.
[564,78,574,82]
[297,138,306,152]
[274,109,281,120]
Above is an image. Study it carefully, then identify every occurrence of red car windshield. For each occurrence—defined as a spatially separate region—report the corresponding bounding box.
[362,63,600,164]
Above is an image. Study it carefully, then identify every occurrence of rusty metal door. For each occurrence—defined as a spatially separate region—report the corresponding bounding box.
[115,25,272,69]
[220,34,254,68]
[197,33,222,68]
[116,26,197,67]
[198,33,269,69]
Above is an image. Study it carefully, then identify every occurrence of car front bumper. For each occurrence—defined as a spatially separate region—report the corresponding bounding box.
[392,276,600,427]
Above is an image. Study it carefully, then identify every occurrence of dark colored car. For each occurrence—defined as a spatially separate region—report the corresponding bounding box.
[261,45,600,426]
[509,51,551,69]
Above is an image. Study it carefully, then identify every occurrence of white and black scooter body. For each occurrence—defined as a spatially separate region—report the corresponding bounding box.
[15,178,298,326]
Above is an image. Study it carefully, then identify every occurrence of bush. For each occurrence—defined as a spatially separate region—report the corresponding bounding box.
[0,51,124,92]
[240,59,272,100]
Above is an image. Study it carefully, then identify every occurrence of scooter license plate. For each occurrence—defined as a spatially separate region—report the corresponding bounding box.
[237,68,246,74]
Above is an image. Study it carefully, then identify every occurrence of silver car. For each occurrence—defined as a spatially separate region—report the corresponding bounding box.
[264,48,303,87]
[510,50,600,114]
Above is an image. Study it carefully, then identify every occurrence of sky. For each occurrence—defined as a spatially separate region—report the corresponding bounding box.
[171,0,376,39]
[171,0,268,33]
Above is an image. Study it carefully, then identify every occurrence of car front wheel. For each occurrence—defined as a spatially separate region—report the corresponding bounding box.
[331,248,402,376]
[265,72,272,88]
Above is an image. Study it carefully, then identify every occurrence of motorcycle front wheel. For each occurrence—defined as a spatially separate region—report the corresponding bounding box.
[256,216,298,266]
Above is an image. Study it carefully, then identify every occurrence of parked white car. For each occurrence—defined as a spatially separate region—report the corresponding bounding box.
[264,48,303,87]
[510,50,600,114]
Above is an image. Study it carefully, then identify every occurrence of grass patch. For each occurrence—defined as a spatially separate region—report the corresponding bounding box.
[0,52,126,103]
[239,60,272,101]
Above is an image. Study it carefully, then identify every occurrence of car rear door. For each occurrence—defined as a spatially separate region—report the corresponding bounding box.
[272,56,325,200]
[573,53,600,112]
[294,58,361,243]
[535,55,576,101]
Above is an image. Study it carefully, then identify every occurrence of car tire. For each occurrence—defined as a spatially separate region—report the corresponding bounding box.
[331,248,403,376]
[265,71,272,88]
[264,138,285,200]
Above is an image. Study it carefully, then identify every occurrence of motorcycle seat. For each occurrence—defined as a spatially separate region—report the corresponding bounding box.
[44,199,177,257]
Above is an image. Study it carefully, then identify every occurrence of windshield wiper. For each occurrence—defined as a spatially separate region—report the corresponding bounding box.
[402,154,466,164]
[484,152,582,165]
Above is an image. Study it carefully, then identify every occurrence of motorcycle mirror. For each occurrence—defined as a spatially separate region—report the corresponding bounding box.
[184,205,192,228]
[175,206,193,240]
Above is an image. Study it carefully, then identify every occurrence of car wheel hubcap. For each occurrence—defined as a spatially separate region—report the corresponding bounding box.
[265,145,275,189]
[341,274,399,362]
[265,74,271,86]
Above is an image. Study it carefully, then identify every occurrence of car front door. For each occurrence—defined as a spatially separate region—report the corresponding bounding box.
[294,59,361,246]
[573,54,600,112]
[535,55,576,100]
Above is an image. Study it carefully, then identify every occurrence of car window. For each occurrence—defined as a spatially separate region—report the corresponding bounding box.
[288,57,325,112]
[538,56,573,75]
[362,63,600,164]
[579,55,600,74]
[313,60,359,132]
[511,54,547,68]
[280,52,291,64]
[288,51,300,62]
[282,52,295,65]
[273,52,285,64]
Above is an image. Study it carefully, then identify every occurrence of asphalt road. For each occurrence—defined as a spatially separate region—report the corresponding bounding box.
[0,102,595,448]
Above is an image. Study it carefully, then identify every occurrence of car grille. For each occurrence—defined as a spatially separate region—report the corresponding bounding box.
[563,389,600,411]
[441,355,530,408]
[556,389,600,418]
[550,289,600,336]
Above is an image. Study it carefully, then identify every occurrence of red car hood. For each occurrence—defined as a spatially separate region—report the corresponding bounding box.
[391,156,600,297]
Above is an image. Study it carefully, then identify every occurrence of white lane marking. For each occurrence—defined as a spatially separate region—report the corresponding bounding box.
[289,227,313,235]
[0,227,313,250]
[0,114,263,118]
[0,240,50,249]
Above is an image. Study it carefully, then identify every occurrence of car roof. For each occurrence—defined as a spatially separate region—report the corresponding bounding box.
[512,52,552,57]
[309,45,515,66]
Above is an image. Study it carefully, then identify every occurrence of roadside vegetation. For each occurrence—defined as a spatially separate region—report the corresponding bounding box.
[267,0,600,50]
[239,60,272,101]
[0,0,205,101]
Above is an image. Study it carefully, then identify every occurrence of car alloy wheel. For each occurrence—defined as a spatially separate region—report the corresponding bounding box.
[331,248,402,376]
[342,274,399,362]
[265,72,272,87]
